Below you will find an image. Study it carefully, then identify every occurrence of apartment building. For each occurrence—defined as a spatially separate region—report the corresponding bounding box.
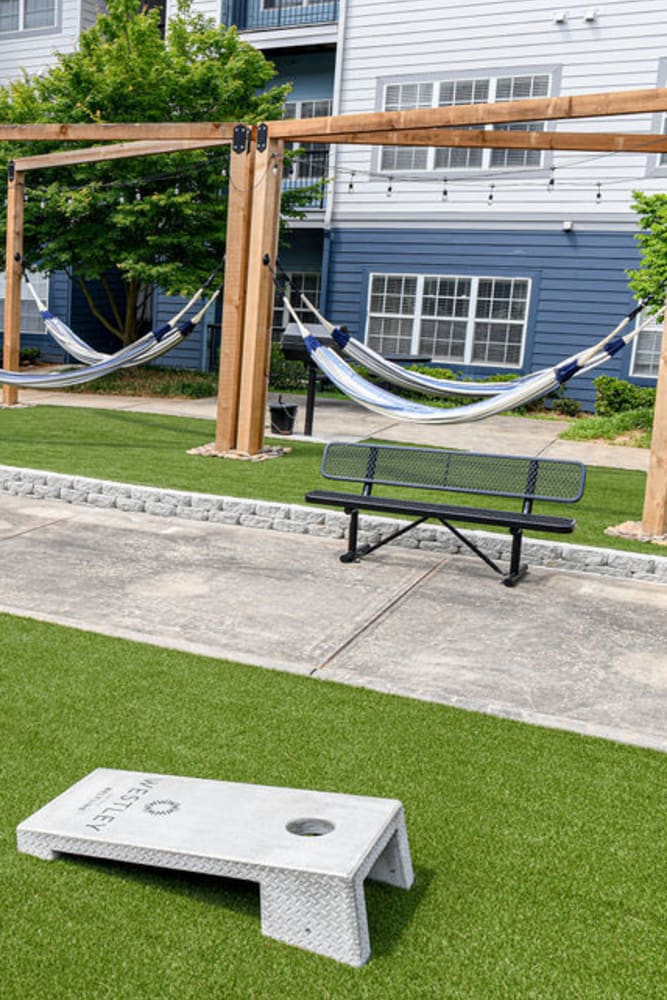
[224,0,667,410]
[3,0,666,409]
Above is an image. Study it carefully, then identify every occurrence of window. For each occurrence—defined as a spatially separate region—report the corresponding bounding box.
[272,271,322,340]
[366,273,530,367]
[284,99,332,182]
[380,72,551,173]
[0,0,56,32]
[0,271,49,334]
[631,312,663,378]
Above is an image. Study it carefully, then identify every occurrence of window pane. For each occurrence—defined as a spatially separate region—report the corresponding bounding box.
[271,271,321,338]
[382,82,432,172]
[0,270,50,334]
[419,319,467,361]
[0,0,19,31]
[367,274,417,354]
[632,320,662,377]
[472,278,528,365]
[24,0,55,27]
[492,75,549,168]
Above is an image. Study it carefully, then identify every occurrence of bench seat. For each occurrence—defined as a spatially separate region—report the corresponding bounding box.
[306,489,577,534]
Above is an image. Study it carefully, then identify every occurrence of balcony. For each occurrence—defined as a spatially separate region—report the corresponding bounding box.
[222,0,339,32]
[282,147,329,212]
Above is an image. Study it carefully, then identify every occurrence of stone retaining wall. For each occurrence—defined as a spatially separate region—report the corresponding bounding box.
[1,464,666,584]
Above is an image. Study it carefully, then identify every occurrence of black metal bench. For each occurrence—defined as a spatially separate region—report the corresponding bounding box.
[305,442,586,587]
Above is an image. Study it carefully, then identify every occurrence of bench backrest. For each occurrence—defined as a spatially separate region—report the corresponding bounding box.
[320,442,586,503]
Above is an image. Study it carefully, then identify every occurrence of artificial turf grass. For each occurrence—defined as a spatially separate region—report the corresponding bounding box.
[0,403,661,556]
[2,614,666,999]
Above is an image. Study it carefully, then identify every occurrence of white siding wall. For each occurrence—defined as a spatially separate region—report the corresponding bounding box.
[0,0,86,82]
[330,0,667,227]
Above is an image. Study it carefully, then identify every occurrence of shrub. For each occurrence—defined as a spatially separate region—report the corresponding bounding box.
[268,343,308,392]
[19,347,40,365]
[593,375,656,416]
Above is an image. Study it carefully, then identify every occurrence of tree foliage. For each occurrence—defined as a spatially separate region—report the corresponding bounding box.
[0,0,292,344]
[628,190,667,313]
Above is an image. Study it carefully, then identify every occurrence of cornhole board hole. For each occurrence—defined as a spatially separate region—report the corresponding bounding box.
[17,768,414,966]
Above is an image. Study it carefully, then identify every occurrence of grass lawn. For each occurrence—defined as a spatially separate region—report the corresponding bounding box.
[2,613,666,999]
[0,404,661,556]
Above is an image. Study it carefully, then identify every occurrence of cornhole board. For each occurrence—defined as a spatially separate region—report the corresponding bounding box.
[16,768,413,966]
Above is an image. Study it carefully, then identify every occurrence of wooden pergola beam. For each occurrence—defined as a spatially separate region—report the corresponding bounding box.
[13,138,230,172]
[269,85,667,139]
[0,123,235,142]
[294,128,667,154]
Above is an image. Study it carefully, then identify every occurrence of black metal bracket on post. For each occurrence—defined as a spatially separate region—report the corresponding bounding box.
[232,124,250,155]
[256,123,268,153]
[8,160,14,181]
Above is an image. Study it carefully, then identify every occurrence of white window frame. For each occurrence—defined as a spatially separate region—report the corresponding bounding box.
[379,70,554,174]
[272,271,322,339]
[365,272,531,369]
[283,99,332,182]
[630,311,663,378]
[0,270,50,335]
[0,0,57,33]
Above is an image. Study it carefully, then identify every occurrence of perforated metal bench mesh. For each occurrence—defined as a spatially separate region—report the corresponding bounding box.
[320,442,585,504]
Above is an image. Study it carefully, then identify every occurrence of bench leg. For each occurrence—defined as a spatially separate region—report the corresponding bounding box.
[260,871,370,966]
[340,508,360,562]
[503,527,528,587]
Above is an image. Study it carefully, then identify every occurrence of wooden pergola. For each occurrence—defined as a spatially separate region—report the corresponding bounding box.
[3,85,667,534]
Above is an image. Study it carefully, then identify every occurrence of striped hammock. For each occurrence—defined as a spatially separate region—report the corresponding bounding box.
[297,292,655,400]
[283,294,656,425]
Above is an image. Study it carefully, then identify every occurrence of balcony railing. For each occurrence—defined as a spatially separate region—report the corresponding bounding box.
[282,147,329,210]
[222,0,339,31]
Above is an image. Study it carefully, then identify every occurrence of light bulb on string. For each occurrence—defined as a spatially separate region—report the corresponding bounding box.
[442,176,448,201]
[386,176,393,198]
[547,166,556,192]
[348,171,356,193]
[596,182,602,203]
[487,183,495,206]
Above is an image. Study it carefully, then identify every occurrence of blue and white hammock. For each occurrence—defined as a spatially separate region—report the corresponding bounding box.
[298,292,655,400]
[283,295,658,424]
[22,270,221,371]
[1,278,221,389]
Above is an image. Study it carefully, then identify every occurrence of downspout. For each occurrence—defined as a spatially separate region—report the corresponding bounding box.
[320,0,347,312]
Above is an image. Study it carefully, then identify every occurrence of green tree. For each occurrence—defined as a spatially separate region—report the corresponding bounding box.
[0,0,293,344]
[628,190,667,313]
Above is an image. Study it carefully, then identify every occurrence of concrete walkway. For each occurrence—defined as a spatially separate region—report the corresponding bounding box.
[3,386,665,754]
[18,386,650,470]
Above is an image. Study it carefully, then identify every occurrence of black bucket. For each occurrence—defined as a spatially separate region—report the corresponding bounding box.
[270,397,299,435]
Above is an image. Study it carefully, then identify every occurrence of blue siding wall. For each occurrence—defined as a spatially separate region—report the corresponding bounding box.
[325,227,644,412]
[152,290,216,372]
[271,51,335,102]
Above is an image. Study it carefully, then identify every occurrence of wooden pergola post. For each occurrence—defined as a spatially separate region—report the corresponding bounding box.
[3,163,24,406]
[642,301,667,535]
[215,126,255,452]
[235,132,283,456]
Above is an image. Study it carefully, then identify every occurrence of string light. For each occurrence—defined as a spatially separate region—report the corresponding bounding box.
[596,182,602,202]
[386,175,393,197]
[547,166,556,192]
[441,176,448,200]
[348,171,356,193]
[487,183,495,205]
